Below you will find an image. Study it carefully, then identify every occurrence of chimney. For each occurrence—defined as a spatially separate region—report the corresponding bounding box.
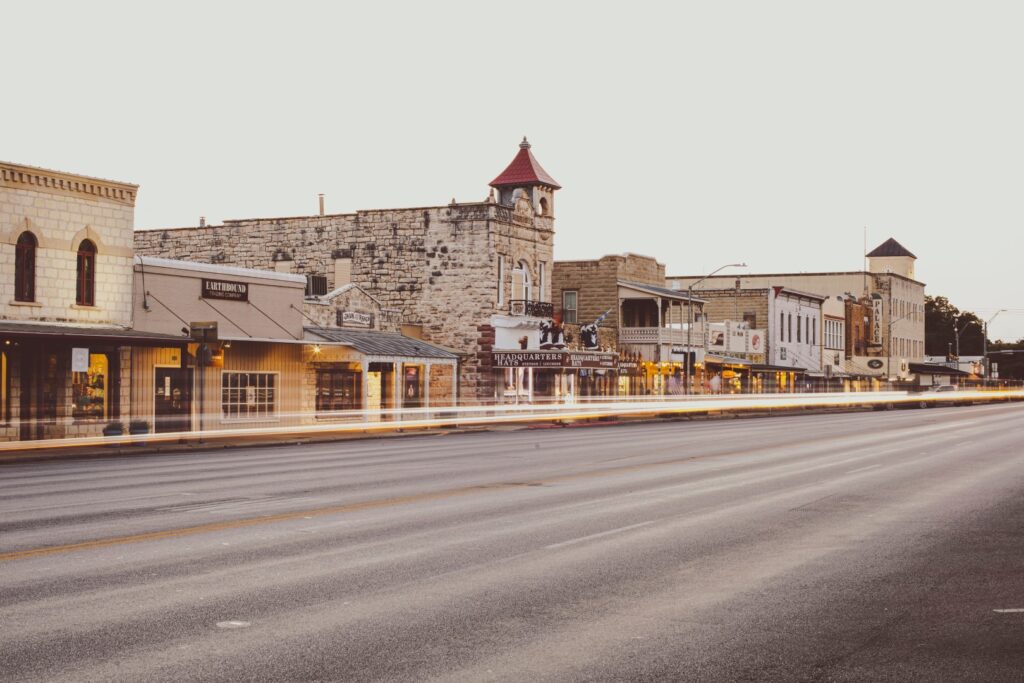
[318,194,325,216]
[199,216,206,227]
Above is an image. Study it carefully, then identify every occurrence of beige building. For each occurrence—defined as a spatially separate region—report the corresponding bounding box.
[131,257,458,433]
[668,238,925,380]
[1,162,179,441]
[135,138,559,403]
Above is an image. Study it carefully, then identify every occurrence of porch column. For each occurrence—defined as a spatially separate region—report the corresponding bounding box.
[424,361,431,411]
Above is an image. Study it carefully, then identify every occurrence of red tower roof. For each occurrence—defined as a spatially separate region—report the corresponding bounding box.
[489,137,561,189]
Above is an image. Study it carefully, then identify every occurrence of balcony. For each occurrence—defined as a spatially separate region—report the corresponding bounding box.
[509,300,554,318]
[619,325,705,346]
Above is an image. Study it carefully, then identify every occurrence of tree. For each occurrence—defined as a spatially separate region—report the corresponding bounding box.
[924,295,985,357]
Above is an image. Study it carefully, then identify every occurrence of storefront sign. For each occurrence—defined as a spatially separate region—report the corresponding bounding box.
[201,278,248,302]
[340,311,372,326]
[492,351,618,369]
[71,347,89,373]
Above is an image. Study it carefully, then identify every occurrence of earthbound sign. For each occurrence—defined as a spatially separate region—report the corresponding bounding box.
[492,351,618,369]
[201,278,248,302]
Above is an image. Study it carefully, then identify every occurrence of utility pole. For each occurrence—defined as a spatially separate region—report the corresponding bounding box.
[686,263,746,394]
[983,310,1007,381]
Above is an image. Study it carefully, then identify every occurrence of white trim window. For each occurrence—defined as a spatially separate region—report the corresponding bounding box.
[563,290,578,324]
[222,371,278,420]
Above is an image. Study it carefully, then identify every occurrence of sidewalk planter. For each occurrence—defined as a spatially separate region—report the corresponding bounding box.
[102,421,125,447]
[128,420,151,446]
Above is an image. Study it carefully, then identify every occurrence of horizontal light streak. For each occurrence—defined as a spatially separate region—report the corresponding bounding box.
[2,390,1022,454]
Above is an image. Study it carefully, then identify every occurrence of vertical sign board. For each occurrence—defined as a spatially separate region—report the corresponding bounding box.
[71,347,89,373]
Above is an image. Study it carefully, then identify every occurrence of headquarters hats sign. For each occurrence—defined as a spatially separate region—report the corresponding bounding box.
[201,278,248,302]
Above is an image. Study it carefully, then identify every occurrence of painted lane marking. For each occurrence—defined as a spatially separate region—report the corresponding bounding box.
[847,464,882,474]
[216,620,251,629]
[993,609,1024,613]
[545,521,654,550]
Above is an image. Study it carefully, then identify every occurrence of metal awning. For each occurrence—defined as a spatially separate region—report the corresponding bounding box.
[0,321,185,346]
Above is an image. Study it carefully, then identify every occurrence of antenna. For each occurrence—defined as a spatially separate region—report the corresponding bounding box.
[862,226,868,298]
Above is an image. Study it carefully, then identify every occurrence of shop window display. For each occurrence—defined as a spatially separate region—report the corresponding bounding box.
[72,354,108,419]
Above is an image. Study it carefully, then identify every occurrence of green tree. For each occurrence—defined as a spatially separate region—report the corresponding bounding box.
[924,295,985,357]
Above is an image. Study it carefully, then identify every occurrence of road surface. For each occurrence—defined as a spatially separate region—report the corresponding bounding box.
[2,403,1024,681]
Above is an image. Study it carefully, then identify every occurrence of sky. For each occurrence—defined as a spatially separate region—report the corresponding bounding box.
[4,1,1023,341]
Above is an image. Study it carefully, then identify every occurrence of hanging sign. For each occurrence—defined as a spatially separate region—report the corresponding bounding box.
[71,347,89,373]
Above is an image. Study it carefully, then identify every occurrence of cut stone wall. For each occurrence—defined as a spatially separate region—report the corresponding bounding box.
[136,199,554,403]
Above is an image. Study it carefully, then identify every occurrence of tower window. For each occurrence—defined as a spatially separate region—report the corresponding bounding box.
[538,197,549,216]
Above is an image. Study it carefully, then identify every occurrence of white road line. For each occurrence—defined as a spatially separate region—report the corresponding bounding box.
[545,521,655,550]
[993,608,1024,613]
[847,464,882,474]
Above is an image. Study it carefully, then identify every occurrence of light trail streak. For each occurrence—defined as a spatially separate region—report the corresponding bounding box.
[1,390,1021,454]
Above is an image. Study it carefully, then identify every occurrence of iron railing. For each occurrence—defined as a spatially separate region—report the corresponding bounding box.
[509,300,554,317]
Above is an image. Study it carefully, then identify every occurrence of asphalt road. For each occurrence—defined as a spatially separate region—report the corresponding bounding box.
[2,402,1024,682]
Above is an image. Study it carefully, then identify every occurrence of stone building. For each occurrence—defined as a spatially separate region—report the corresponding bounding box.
[668,237,925,381]
[1,161,179,441]
[134,138,561,403]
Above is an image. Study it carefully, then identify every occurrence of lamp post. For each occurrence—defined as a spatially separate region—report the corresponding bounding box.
[686,262,747,394]
[983,310,1006,381]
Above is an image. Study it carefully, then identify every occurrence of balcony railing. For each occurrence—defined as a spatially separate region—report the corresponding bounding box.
[509,300,554,318]
[619,325,705,346]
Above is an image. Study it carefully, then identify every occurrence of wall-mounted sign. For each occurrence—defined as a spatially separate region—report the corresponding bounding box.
[867,359,885,369]
[492,351,618,369]
[202,278,248,302]
[340,311,372,327]
[71,347,89,373]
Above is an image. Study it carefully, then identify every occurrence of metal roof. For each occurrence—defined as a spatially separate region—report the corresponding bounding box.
[489,138,561,189]
[0,321,185,345]
[618,280,705,303]
[866,238,917,259]
[304,327,458,359]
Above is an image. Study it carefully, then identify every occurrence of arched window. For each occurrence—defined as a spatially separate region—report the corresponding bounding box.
[76,239,97,306]
[512,261,531,302]
[15,231,37,302]
[538,197,549,216]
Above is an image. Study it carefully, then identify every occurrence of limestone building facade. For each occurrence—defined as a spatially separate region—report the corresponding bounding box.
[135,139,560,403]
[1,162,179,441]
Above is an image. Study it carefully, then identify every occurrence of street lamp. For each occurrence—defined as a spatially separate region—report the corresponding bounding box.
[686,262,747,394]
[983,310,1007,380]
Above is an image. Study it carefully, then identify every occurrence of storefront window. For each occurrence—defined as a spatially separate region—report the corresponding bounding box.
[72,353,108,420]
[222,372,277,419]
[403,365,423,408]
[316,368,361,412]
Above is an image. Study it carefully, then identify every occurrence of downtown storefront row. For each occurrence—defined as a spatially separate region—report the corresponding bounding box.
[127,257,459,435]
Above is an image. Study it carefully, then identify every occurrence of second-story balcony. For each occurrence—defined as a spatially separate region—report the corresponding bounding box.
[509,299,554,318]
[619,324,705,347]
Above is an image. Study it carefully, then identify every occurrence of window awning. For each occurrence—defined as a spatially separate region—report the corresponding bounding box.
[0,321,185,346]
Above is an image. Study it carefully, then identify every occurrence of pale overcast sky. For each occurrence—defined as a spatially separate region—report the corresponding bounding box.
[5,1,1023,340]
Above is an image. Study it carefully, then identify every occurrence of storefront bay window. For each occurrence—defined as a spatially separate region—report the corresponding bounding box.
[222,372,277,420]
[71,353,109,420]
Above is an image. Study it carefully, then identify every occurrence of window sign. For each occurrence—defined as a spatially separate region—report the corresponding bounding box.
[71,347,89,373]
